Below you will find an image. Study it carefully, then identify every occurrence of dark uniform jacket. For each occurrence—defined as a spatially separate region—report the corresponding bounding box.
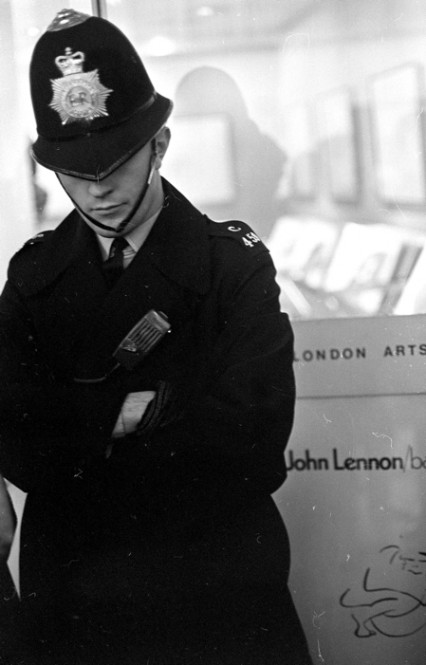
[0,180,311,664]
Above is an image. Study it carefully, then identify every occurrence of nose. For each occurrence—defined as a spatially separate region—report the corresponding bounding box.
[87,176,113,198]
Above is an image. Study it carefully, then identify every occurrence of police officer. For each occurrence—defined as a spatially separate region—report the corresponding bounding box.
[0,9,312,665]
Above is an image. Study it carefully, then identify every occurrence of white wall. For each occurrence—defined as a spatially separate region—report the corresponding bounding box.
[0,2,35,285]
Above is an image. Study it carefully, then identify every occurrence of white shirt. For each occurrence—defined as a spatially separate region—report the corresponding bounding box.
[96,207,162,266]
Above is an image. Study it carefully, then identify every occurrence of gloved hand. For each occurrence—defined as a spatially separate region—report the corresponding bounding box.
[112,390,156,438]
[136,380,184,435]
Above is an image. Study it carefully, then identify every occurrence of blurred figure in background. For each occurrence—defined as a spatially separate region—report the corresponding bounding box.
[172,66,287,239]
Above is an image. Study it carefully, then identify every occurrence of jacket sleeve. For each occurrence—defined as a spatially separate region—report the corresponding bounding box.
[149,249,295,495]
[0,280,127,491]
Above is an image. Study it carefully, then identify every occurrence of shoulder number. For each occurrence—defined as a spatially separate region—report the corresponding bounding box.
[242,231,261,248]
[208,219,268,255]
[227,225,262,250]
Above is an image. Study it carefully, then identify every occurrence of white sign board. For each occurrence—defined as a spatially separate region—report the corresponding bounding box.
[275,314,426,665]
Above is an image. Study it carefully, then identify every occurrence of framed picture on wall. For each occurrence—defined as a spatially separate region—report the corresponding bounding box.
[163,112,236,206]
[368,63,426,205]
[277,103,317,200]
[316,87,360,203]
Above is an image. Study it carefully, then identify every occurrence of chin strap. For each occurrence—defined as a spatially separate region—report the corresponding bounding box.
[56,140,158,234]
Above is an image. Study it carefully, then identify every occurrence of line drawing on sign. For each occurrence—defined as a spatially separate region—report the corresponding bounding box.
[340,544,426,638]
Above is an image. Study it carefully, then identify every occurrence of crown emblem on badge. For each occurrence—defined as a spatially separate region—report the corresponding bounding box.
[55,49,85,76]
[49,47,113,125]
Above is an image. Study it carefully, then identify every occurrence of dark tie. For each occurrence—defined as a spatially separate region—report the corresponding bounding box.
[103,237,128,287]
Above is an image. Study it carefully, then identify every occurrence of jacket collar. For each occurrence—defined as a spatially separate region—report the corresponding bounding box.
[19,178,211,296]
[142,179,210,294]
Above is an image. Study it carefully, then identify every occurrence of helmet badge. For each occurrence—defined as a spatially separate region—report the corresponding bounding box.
[49,47,113,125]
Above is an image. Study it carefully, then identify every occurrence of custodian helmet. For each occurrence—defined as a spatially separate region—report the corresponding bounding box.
[30,9,173,180]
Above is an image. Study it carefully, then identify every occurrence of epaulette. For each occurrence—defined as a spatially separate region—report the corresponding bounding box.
[10,230,53,271]
[23,230,52,247]
[207,219,268,254]
[8,229,57,295]
[12,231,53,260]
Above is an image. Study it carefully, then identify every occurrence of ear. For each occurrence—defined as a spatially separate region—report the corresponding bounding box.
[154,126,171,169]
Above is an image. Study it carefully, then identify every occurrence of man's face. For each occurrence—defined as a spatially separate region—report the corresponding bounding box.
[57,127,170,237]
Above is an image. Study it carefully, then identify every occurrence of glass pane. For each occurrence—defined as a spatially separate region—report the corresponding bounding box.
[105,0,426,321]
[5,1,426,320]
